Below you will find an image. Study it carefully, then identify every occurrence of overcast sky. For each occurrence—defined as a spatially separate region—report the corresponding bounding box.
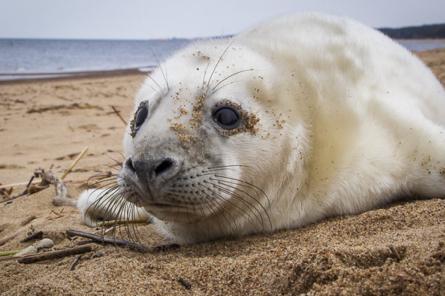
[0,0,444,40]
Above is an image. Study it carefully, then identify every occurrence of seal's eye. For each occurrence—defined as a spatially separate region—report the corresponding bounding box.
[135,104,148,129]
[130,100,149,137]
[213,107,240,129]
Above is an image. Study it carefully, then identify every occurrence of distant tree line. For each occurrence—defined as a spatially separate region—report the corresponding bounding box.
[379,23,445,39]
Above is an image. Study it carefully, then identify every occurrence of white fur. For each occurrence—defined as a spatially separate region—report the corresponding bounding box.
[77,189,150,226]
[77,13,445,243]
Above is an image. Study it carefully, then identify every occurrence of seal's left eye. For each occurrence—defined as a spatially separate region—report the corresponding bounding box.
[135,104,148,130]
[213,107,240,130]
[130,100,149,137]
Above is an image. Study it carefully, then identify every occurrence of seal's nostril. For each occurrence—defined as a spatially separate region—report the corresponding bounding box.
[125,157,136,173]
[154,158,174,176]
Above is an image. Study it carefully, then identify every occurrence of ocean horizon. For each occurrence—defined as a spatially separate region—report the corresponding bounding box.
[0,38,444,81]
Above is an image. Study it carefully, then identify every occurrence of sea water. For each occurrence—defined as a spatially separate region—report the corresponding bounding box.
[0,38,444,81]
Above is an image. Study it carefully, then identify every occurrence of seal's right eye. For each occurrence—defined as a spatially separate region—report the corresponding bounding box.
[213,107,240,130]
[130,100,149,137]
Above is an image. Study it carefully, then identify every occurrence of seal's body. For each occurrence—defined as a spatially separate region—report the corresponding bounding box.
[78,13,445,244]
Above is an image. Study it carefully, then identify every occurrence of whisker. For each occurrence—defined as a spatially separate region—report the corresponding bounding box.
[211,80,241,95]
[209,181,266,230]
[201,56,212,90]
[205,39,234,94]
[211,176,271,209]
[210,69,254,95]
[212,178,272,230]
[206,164,249,170]
[201,190,238,236]
[201,185,240,234]
[150,47,170,92]
[213,174,271,208]
[201,181,259,230]
[103,153,124,166]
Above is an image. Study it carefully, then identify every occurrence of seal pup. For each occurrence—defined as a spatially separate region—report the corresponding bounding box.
[77,13,445,244]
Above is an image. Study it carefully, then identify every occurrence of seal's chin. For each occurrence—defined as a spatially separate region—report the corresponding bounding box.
[124,191,213,224]
[143,203,208,224]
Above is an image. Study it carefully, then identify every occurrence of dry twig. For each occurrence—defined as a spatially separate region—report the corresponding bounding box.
[20,231,43,243]
[66,229,148,253]
[0,146,88,205]
[17,245,93,264]
[111,106,127,125]
[20,215,37,226]
[96,219,150,228]
[1,168,56,204]
[0,233,17,247]
[69,255,82,271]
[0,181,39,190]
[61,147,89,180]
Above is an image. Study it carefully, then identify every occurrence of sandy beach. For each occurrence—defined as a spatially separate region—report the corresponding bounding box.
[0,50,444,295]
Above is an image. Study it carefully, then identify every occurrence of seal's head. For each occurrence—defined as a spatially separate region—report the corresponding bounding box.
[120,40,310,243]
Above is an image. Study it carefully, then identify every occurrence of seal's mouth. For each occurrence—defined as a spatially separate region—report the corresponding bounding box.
[123,186,215,223]
[142,201,210,223]
[144,201,195,211]
[147,202,175,208]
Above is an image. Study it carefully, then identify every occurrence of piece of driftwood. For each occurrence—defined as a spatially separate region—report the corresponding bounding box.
[0,176,39,203]
[0,184,13,200]
[20,215,37,226]
[66,229,148,253]
[17,245,93,264]
[0,147,88,205]
[97,219,151,228]
[20,231,43,243]
[0,233,17,247]
[0,180,39,190]
[74,239,95,246]
[69,255,82,271]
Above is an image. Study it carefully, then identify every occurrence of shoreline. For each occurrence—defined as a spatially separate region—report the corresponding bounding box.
[0,69,148,85]
[0,68,151,84]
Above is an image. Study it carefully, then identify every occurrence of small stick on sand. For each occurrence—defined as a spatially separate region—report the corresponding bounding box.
[96,219,151,228]
[20,231,43,243]
[0,233,17,247]
[0,176,40,203]
[111,106,127,125]
[0,146,87,193]
[17,245,93,264]
[69,255,82,271]
[61,146,89,180]
[66,229,148,253]
[0,255,18,262]
[20,215,37,226]
[0,180,40,190]
[74,239,95,246]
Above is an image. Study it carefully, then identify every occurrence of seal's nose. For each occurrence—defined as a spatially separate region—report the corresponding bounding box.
[125,156,181,187]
